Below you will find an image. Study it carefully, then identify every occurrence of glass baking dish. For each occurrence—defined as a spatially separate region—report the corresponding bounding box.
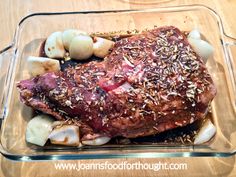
[0,5,236,161]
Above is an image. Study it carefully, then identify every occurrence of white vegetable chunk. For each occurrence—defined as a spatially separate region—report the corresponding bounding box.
[69,35,93,60]
[48,125,81,146]
[188,38,214,62]
[187,29,214,63]
[27,56,60,77]
[194,119,216,144]
[26,114,54,146]
[51,121,64,128]
[93,37,115,58]
[188,29,201,39]
[62,29,88,50]
[44,31,66,58]
[82,136,111,146]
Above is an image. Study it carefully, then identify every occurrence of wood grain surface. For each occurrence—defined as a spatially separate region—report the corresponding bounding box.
[0,0,236,177]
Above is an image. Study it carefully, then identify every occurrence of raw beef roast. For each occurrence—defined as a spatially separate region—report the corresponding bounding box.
[17,26,216,140]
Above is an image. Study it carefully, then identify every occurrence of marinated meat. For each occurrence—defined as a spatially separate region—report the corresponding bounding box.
[17,26,216,140]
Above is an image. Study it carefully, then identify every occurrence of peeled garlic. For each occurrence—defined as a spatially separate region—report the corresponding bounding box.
[93,37,115,58]
[69,35,93,60]
[187,29,214,63]
[27,56,60,77]
[194,119,216,144]
[26,114,54,146]
[48,125,81,146]
[44,31,66,58]
[62,29,87,50]
[82,136,111,146]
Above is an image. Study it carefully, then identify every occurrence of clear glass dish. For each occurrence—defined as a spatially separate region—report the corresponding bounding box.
[0,5,236,161]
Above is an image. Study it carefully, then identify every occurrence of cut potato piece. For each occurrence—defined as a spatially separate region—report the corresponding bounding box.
[194,119,216,144]
[82,136,111,146]
[93,37,115,58]
[26,114,54,146]
[27,56,60,77]
[44,31,66,58]
[62,29,87,50]
[69,35,93,60]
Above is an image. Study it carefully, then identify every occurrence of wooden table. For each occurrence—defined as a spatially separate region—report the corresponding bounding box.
[0,0,236,176]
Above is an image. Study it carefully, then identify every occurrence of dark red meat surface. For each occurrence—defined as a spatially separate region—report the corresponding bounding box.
[17,26,216,140]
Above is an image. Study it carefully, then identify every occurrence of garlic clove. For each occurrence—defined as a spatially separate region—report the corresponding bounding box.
[44,31,66,58]
[82,136,111,146]
[188,29,201,39]
[194,119,216,144]
[48,125,81,146]
[69,35,93,60]
[188,37,214,63]
[27,56,60,77]
[26,114,54,146]
[93,37,115,58]
[62,29,88,50]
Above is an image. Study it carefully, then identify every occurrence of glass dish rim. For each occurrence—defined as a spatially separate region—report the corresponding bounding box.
[0,4,236,161]
[1,4,236,54]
